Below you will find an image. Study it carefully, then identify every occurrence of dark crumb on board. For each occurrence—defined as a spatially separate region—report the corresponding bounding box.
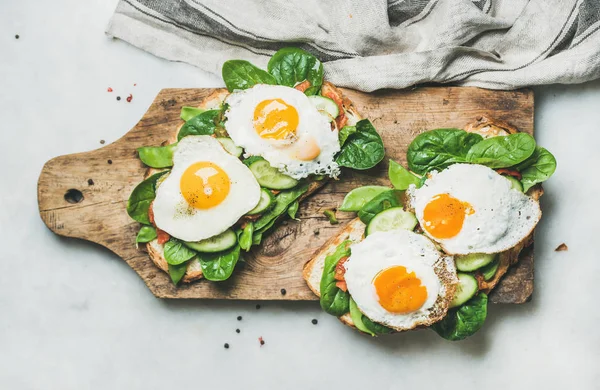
[312,319,318,325]
[555,243,568,252]
[259,337,265,346]
[236,329,240,334]
[100,140,105,144]
[116,96,121,101]
[87,179,94,186]
[256,304,261,310]
[107,159,112,164]
[280,288,286,295]
[237,316,242,321]
[224,343,229,349]
[313,229,320,235]
[15,34,19,39]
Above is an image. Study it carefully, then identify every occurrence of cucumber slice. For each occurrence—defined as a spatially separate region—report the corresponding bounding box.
[481,260,499,281]
[216,137,243,157]
[455,253,497,272]
[248,159,299,190]
[366,207,418,236]
[505,176,524,192]
[308,96,339,121]
[183,229,237,253]
[246,188,275,215]
[450,273,479,308]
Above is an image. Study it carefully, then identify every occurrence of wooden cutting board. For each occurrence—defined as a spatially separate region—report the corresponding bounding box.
[38,87,534,303]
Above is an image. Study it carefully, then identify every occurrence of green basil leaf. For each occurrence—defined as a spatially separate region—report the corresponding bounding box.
[349,298,375,336]
[407,129,483,175]
[239,223,254,252]
[177,110,221,141]
[137,143,177,168]
[267,47,324,90]
[180,106,204,121]
[222,60,277,92]
[254,183,309,231]
[388,159,420,190]
[136,226,157,245]
[198,245,241,281]
[338,125,357,146]
[168,262,189,285]
[319,241,351,316]
[466,133,536,168]
[431,293,488,341]
[287,200,300,220]
[164,238,197,265]
[514,147,557,192]
[335,119,385,170]
[362,316,394,335]
[357,189,403,224]
[126,171,169,224]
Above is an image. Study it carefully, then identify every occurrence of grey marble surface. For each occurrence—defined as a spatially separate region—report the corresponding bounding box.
[1,1,598,389]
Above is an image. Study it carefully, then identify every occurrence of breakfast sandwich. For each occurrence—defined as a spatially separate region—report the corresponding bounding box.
[127,47,385,285]
[303,117,556,340]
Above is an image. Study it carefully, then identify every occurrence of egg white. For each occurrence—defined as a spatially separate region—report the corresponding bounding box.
[224,84,340,179]
[344,230,457,331]
[152,136,261,242]
[407,164,541,255]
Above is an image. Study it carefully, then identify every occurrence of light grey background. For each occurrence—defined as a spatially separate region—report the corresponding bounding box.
[1,1,598,389]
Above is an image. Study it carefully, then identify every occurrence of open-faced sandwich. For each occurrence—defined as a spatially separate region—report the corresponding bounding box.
[127,47,385,285]
[303,117,556,340]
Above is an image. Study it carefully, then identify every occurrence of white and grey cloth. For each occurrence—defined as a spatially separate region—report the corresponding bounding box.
[107,0,600,91]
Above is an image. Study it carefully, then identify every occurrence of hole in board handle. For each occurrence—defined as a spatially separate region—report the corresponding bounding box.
[64,189,84,204]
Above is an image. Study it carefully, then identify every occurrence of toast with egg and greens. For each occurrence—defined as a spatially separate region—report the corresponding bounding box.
[127,47,385,285]
[303,117,555,340]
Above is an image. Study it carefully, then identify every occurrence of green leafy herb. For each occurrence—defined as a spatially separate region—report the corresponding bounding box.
[481,260,499,281]
[407,129,483,175]
[254,183,309,231]
[466,133,536,168]
[135,226,157,245]
[339,185,391,212]
[357,189,403,224]
[431,293,488,341]
[338,125,357,146]
[335,120,385,170]
[239,223,254,252]
[168,262,189,285]
[267,47,324,92]
[163,238,197,265]
[320,241,351,316]
[242,155,264,167]
[177,110,221,141]
[126,171,168,225]
[514,146,557,192]
[388,159,420,190]
[137,143,177,168]
[198,245,241,281]
[349,298,375,336]
[222,60,277,92]
[287,200,300,220]
[180,106,204,121]
[323,209,338,225]
[362,316,394,335]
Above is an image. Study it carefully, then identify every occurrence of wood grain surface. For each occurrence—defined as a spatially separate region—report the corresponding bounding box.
[37,87,534,303]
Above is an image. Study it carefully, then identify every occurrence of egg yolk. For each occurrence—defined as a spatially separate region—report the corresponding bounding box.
[373,266,428,314]
[253,99,299,140]
[422,193,474,239]
[294,136,321,161]
[180,161,230,209]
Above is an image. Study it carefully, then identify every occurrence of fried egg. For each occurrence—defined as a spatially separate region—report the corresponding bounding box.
[406,164,541,255]
[344,230,457,331]
[152,136,261,242]
[224,84,340,179]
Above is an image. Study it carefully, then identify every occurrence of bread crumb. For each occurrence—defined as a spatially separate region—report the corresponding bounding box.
[555,243,568,251]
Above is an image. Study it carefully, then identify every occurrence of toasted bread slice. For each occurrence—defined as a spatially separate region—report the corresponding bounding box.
[144,83,362,283]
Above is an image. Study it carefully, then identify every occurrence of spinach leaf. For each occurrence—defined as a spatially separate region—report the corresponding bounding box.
[254,183,309,231]
[338,125,357,146]
[407,129,483,175]
[267,47,324,91]
[180,106,204,121]
[239,223,254,252]
[163,238,197,265]
[388,159,420,190]
[242,155,264,167]
[252,231,263,246]
[222,60,277,92]
[126,171,168,225]
[177,110,221,141]
[319,241,351,316]
[362,316,394,335]
[168,262,188,285]
[137,143,177,168]
[198,245,241,281]
[357,189,403,224]
[335,119,385,170]
[467,133,536,168]
[136,226,157,245]
[287,200,300,220]
[431,293,488,341]
[514,147,557,192]
[349,298,375,336]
